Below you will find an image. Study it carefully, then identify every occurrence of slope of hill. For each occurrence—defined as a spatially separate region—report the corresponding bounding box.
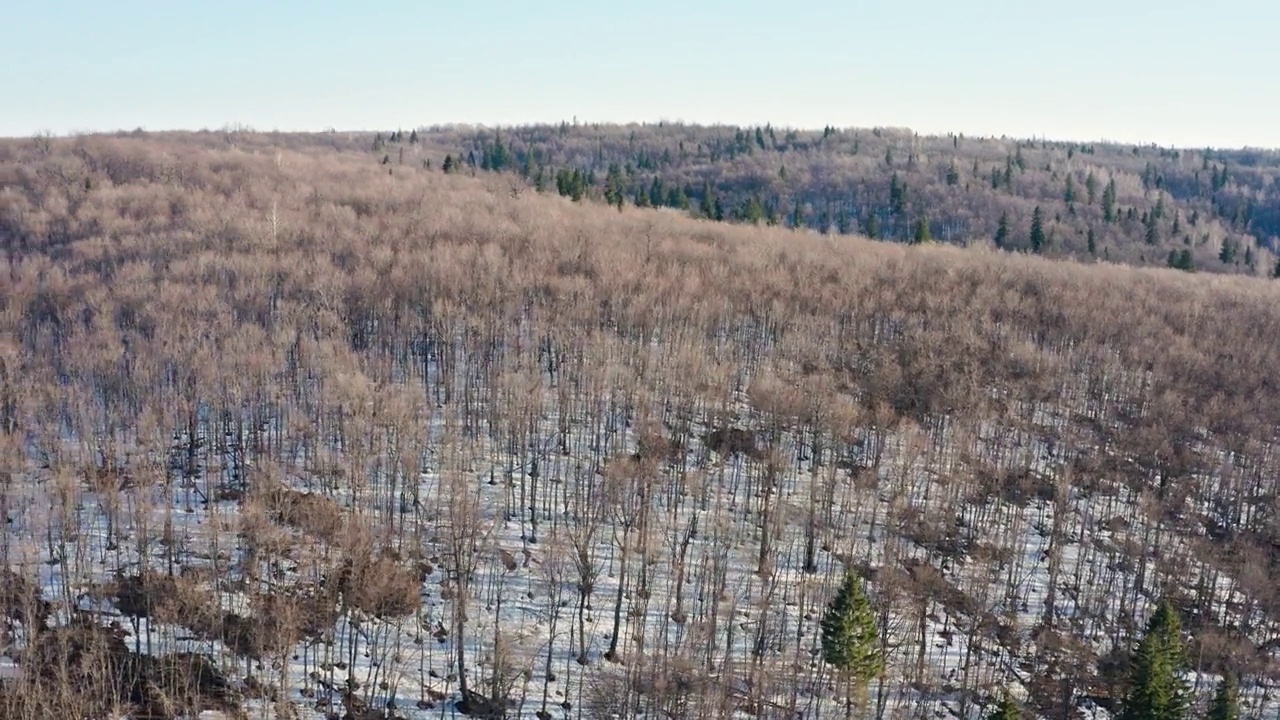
[1,131,1279,719]
[417,122,1280,275]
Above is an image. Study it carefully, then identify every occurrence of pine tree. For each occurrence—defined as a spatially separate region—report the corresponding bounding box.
[409,129,418,144]
[1206,673,1240,720]
[1118,600,1191,720]
[913,217,933,244]
[1220,237,1238,264]
[1064,174,1078,204]
[994,211,1010,249]
[987,692,1021,720]
[604,163,625,211]
[1086,172,1099,204]
[700,182,716,218]
[864,213,880,240]
[1103,177,1118,222]
[946,161,960,186]
[1029,206,1046,253]
[1168,249,1194,272]
[821,570,883,717]
[1087,226,1097,255]
[889,174,907,216]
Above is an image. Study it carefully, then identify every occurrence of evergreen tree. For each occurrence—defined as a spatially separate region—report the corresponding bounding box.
[889,174,908,216]
[1206,673,1240,720]
[1220,237,1238,264]
[1103,177,1118,222]
[1118,600,1191,720]
[1087,227,1097,255]
[604,163,625,211]
[700,182,716,218]
[409,129,418,144]
[946,161,960,186]
[1086,172,1099,204]
[837,207,851,234]
[1029,206,1046,253]
[1064,174,1078,204]
[821,570,883,716]
[442,154,455,174]
[994,211,1010,249]
[1168,249,1194,272]
[913,217,933,244]
[864,213,880,239]
[1145,211,1160,245]
[987,692,1021,720]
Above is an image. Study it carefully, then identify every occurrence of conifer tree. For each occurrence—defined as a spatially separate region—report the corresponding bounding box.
[913,217,932,244]
[889,174,907,216]
[604,163,625,211]
[987,691,1022,720]
[821,570,883,717]
[1145,211,1160,244]
[1118,600,1191,720]
[864,213,880,239]
[1206,673,1240,720]
[700,182,716,218]
[1103,177,1118,222]
[994,211,1010,249]
[1029,206,1046,253]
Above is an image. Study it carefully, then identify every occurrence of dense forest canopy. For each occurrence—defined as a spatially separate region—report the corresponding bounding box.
[0,130,1279,719]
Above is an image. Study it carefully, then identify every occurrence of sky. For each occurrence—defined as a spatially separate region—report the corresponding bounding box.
[3,0,1276,149]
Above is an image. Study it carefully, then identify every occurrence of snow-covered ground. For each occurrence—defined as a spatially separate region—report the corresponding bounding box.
[3,385,1278,720]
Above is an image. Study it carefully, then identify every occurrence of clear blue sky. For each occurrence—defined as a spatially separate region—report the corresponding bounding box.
[3,0,1275,148]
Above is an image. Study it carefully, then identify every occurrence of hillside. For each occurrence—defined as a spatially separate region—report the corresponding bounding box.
[416,122,1280,275]
[1,131,1280,719]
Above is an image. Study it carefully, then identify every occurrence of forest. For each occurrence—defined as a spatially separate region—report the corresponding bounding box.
[0,129,1278,719]
[417,121,1280,276]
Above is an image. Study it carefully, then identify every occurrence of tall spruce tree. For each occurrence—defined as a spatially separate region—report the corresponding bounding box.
[1103,177,1118,222]
[821,570,883,717]
[1206,673,1240,720]
[1029,206,1046,253]
[1118,600,1191,720]
[913,217,933,244]
[994,211,1011,249]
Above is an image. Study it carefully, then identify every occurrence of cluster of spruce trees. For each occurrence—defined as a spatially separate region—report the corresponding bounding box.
[821,574,1240,720]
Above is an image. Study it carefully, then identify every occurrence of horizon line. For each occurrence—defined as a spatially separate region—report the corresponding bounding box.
[8,120,1280,154]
